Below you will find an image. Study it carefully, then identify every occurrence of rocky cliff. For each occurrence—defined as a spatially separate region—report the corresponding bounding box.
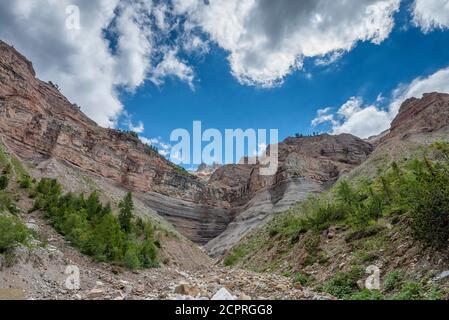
[0,40,373,250]
[221,93,449,300]
[347,92,449,181]
[0,40,231,244]
[205,134,373,255]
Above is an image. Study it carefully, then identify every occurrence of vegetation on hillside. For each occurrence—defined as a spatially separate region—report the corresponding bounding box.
[0,145,33,260]
[115,129,193,177]
[225,142,449,300]
[0,215,31,254]
[31,179,159,270]
[0,142,164,271]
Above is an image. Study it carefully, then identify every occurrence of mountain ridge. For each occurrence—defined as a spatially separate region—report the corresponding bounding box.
[0,40,372,249]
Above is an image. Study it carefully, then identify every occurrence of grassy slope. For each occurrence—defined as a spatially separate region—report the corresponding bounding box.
[224,144,449,300]
[0,142,210,270]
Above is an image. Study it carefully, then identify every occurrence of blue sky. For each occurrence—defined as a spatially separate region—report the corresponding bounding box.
[117,0,449,165]
[1,0,449,167]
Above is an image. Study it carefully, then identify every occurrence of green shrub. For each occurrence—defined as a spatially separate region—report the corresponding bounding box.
[119,192,133,233]
[271,143,449,249]
[85,212,125,262]
[349,289,385,300]
[391,281,443,300]
[303,231,321,258]
[392,282,425,300]
[305,200,345,232]
[124,242,141,270]
[19,175,32,189]
[383,269,405,292]
[224,246,248,267]
[320,266,364,299]
[0,191,15,213]
[0,215,30,253]
[10,157,27,177]
[0,175,8,190]
[139,224,158,268]
[294,273,311,286]
[403,153,449,248]
[33,179,158,269]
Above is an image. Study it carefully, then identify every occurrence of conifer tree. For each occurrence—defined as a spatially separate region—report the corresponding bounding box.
[119,192,134,233]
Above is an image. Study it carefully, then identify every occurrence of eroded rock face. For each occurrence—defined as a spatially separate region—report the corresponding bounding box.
[0,40,373,247]
[348,92,449,181]
[0,40,229,243]
[390,93,449,139]
[205,134,373,255]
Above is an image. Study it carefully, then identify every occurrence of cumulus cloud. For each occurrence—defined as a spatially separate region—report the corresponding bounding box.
[174,0,400,87]
[312,66,449,138]
[412,0,449,32]
[112,0,154,90]
[3,0,448,134]
[332,101,391,138]
[0,0,408,125]
[140,136,172,157]
[153,3,170,32]
[151,48,195,89]
[0,0,198,127]
[311,107,337,127]
[390,66,449,114]
[0,0,122,127]
[312,97,391,139]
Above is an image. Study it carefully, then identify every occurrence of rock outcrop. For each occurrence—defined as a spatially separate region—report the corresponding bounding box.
[0,40,372,249]
[348,92,449,180]
[390,93,449,135]
[0,40,230,244]
[205,134,373,255]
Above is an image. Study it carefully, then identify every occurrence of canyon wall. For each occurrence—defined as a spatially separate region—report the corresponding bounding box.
[0,40,373,248]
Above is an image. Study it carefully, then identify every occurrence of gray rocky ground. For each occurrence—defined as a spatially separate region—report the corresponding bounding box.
[0,210,331,300]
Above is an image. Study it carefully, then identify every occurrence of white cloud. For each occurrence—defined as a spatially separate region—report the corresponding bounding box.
[314,51,345,66]
[338,98,363,118]
[312,66,449,138]
[0,0,198,127]
[159,149,169,157]
[153,3,170,32]
[151,48,195,89]
[139,137,153,146]
[312,97,391,138]
[412,0,449,32]
[113,0,154,90]
[3,0,448,135]
[174,0,400,87]
[311,107,337,127]
[1,1,116,127]
[332,103,391,138]
[122,109,146,134]
[128,120,145,134]
[390,66,449,114]
[140,136,172,157]
[182,34,210,55]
